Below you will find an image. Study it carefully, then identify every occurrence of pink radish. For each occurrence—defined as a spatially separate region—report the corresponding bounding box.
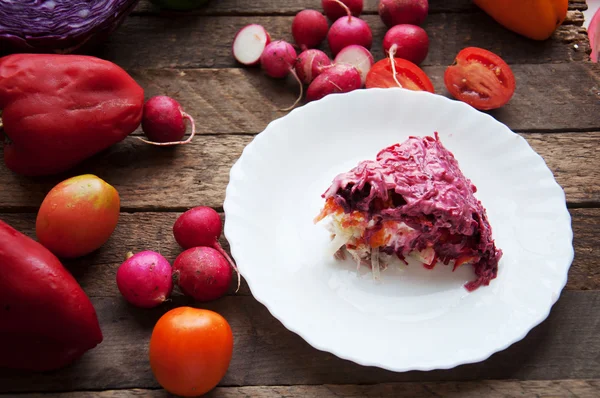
[378,0,429,28]
[589,8,600,62]
[172,247,232,302]
[322,0,363,21]
[327,0,372,57]
[306,63,362,102]
[173,206,240,291]
[292,10,329,50]
[334,44,373,86]
[232,24,271,66]
[295,49,332,85]
[137,96,196,146]
[116,251,173,309]
[383,24,429,65]
[260,40,304,110]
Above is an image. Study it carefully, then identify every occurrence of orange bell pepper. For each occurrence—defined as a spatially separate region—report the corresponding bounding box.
[473,0,568,41]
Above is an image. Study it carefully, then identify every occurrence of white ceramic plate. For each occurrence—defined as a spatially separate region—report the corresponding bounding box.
[223,89,574,372]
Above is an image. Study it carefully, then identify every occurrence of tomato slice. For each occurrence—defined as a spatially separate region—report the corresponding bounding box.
[365,58,434,93]
[444,47,516,111]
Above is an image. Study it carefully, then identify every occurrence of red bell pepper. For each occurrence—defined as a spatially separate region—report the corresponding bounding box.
[0,53,144,176]
[0,219,103,371]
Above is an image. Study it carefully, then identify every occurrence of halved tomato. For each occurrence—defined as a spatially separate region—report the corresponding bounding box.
[365,58,434,93]
[444,47,516,111]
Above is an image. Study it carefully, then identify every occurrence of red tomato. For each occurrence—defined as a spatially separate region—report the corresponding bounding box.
[149,307,233,397]
[444,47,516,111]
[36,174,120,258]
[365,58,434,92]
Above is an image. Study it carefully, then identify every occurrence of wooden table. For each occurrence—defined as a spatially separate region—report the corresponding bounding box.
[1,0,600,397]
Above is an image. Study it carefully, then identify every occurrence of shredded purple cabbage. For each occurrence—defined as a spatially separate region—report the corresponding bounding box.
[0,0,139,54]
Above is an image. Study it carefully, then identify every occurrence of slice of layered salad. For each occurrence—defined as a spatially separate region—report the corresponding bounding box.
[314,133,502,291]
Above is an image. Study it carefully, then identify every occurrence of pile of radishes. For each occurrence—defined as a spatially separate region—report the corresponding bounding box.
[116,206,239,308]
[231,0,432,107]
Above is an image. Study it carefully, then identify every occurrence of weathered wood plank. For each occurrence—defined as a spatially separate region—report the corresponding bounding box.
[0,208,597,296]
[1,130,599,212]
[94,63,600,134]
[0,291,599,392]
[0,212,251,297]
[9,379,600,398]
[133,0,589,15]
[96,13,590,69]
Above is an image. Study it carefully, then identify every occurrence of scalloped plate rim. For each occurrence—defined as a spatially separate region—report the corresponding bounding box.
[223,88,574,372]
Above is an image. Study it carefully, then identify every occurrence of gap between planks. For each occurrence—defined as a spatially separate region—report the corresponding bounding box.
[131,0,589,16]
[5,379,600,397]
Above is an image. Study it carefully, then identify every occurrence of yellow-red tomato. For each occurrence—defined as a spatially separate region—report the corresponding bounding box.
[149,307,233,397]
[36,174,120,258]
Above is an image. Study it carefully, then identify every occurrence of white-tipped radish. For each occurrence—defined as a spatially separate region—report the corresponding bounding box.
[260,40,303,111]
[334,44,373,86]
[378,0,429,28]
[232,24,271,66]
[322,0,363,21]
[306,63,362,102]
[327,0,372,57]
[296,49,332,85]
[292,10,329,50]
[383,24,429,66]
[116,251,173,309]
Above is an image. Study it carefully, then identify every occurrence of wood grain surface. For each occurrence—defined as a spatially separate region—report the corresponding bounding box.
[0,208,598,295]
[133,0,589,15]
[96,14,590,69]
[1,130,598,212]
[0,291,599,393]
[0,0,597,396]
[7,379,600,397]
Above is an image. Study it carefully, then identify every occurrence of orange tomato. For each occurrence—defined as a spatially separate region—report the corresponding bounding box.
[149,307,233,397]
[36,174,120,258]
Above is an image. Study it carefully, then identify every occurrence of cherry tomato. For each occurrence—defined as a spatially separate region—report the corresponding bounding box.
[365,58,434,93]
[36,174,120,258]
[149,307,233,397]
[444,47,516,111]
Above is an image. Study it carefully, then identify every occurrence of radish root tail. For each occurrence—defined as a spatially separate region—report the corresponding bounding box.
[214,243,241,293]
[136,112,197,146]
[333,0,352,21]
[388,45,403,89]
[280,69,304,112]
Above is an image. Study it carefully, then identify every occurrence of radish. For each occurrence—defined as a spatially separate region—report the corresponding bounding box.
[378,0,429,28]
[260,40,303,110]
[334,44,374,86]
[326,0,372,57]
[172,247,232,302]
[173,206,240,291]
[322,0,363,21]
[137,96,197,146]
[292,10,329,50]
[116,251,173,309]
[232,24,271,66]
[295,49,332,85]
[306,63,362,102]
[383,24,429,65]
[589,8,600,62]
